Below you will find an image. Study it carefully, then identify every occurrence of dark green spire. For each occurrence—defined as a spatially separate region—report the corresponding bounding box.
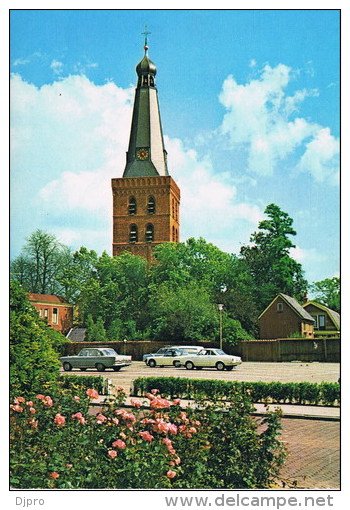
[122,30,169,178]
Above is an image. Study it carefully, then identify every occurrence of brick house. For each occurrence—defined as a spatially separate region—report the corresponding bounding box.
[302,301,340,337]
[27,293,73,335]
[259,293,315,339]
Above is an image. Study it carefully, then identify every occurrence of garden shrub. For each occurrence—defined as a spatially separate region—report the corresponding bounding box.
[10,281,63,396]
[10,387,285,489]
[133,377,340,406]
[59,375,110,395]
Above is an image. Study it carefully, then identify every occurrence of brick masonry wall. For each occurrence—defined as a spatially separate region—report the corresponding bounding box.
[111,175,180,260]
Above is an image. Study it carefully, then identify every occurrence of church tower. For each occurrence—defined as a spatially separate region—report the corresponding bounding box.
[111,32,180,261]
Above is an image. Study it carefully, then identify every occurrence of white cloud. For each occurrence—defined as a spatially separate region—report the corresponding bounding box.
[11,73,263,256]
[50,59,64,75]
[218,63,339,183]
[296,127,340,184]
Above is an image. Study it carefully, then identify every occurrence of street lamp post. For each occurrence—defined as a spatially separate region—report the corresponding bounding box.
[217,304,224,350]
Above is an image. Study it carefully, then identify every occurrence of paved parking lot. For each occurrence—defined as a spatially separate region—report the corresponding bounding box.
[61,361,340,394]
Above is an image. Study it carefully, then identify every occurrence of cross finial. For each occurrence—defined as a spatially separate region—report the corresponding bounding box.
[141,25,151,52]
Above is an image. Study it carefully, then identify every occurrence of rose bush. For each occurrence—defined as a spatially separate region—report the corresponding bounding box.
[10,387,285,489]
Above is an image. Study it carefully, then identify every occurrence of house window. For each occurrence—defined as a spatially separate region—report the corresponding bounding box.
[52,308,59,325]
[312,315,318,328]
[39,309,43,318]
[145,224,154,242]
[44,309,48,318]
[128,197,137,215]
[277,303,283,312]
[318,315,326,330]
[129,224,138,243]
[147,196,155,214]
[172,225,175,241]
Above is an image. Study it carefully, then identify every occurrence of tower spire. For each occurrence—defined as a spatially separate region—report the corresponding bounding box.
[122,28,168,178]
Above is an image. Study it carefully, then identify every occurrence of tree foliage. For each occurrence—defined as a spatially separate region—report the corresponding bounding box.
[240,204,308,311]
[309,276,340,312]
[12,203,329,344]
[10,281,65,395]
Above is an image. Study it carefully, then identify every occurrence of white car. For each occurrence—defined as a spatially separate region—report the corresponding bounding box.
[145,346,204,368]
[178,348,242,371]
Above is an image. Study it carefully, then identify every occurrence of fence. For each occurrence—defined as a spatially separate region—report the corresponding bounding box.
[63,337,340,362]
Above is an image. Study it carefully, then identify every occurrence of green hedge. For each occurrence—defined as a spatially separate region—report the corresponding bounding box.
[133,377,340,406]
[58,374,110,395]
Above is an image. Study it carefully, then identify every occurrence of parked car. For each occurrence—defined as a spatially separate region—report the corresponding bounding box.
[60,347,132,372]
[178,348,242,371]
[143,345,203,366]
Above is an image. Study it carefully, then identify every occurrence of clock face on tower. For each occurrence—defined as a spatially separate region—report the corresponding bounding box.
[136,148,149,160]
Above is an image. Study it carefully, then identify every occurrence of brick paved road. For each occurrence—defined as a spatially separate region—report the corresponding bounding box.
[277,418,340,489]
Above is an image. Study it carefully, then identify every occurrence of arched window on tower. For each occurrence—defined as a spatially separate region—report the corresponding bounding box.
[147,196,156,214]
[129,224,138,243]
[128,197,137,215]
[145,224,154,242]
[172,226,176,241]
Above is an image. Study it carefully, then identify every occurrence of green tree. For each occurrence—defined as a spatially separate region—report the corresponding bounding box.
[76,251,149,337]
[240,204,308,311]
[10,281,64,395]
[309,276,340,312]
[85,314,107,342]
[10,230,76,298]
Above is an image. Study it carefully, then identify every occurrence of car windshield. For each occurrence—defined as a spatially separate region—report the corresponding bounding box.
[100,348,118,356]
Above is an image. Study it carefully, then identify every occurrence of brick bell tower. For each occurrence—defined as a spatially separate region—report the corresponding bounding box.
[111,31,180,261]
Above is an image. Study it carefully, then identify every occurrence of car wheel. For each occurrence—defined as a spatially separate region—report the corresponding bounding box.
[63,362,72,372]
[148,359,156,368]
[216,361,225,371]
[226,366,234,371]
[173,360,181,367]
[113,366,121,371]
[185,361,195,370]
[95,363,106,372]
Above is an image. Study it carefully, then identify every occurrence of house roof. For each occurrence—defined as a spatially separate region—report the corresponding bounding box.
[259,293,315,322]
[66,327,87,341]
[303,301,340,330]
[28,293,71,305]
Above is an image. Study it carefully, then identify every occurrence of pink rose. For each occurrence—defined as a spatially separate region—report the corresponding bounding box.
[139,431,154,442]
[112,439,126,449]
[26,401,34,407]
[72,412,86,424]
[167,470,177,479]
[54,413,66,427]
[36,394,45,400]
[96,413,107,424]
[74,396,80,402]
[43,396,53,407]
[29,407,36,414]
[10,404,23,412]
[130,398,141,408]
[86,388,99,399]
[108,450,118,459]
[14,397,25,404]
[50,472,60,479]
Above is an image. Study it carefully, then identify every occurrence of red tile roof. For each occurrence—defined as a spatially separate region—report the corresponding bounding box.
[27,293,69,304]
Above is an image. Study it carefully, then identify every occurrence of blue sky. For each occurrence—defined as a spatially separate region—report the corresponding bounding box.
[10,9,340,285]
